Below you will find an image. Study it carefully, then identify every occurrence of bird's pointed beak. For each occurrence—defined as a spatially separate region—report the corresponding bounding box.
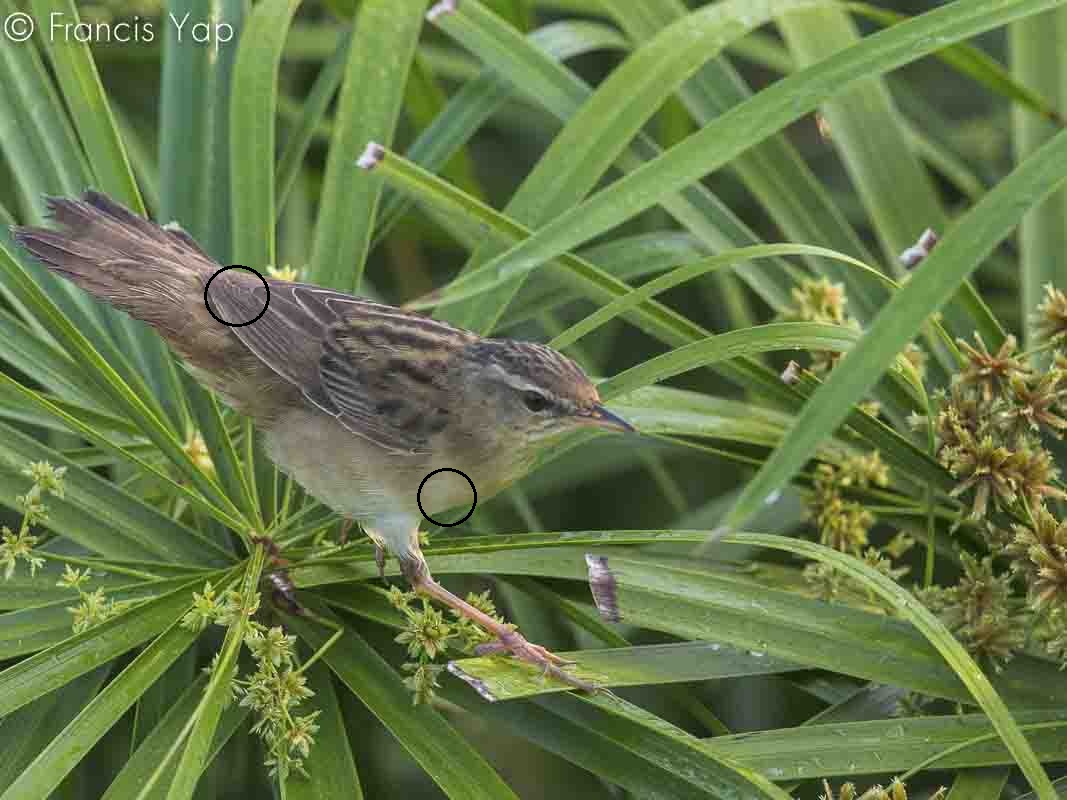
[578,404,636,433]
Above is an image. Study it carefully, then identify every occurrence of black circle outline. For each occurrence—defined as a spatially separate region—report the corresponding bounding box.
[417,468,477,527]
[204,265,270,327]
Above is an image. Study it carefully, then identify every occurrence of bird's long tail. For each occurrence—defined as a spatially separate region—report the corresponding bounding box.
[10,191,216,334]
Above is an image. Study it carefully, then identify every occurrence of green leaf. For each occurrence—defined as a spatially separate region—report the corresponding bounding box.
[163,549,265,800]
[777,2,1003,362]
[599,0,881,322]
[27,0,143,212]
[0,620,197,799]
[159,0,224,244]
[0,572,232,719]
[946,769,1012,800]
[0,574,215,657]
[309,0,423,291]
[446,685,791,800]
[726,123,1067,529]
[707,712,1066,779]
[451,0,1066,326]
[286,602,521,800]
[448,641,802,701]
[1009,8,1067,346]
[548,243,880,351]
[0,377,240,560]
[0,239,250,531]
[719,533,1056,799]
[0,667,111,788]
[433,0,823,332]
[102,674,249,800]
[292,539,1067,712]
[0,416,231,565]
[0,0,89,215]
[0,559,128,611]
[428,0,800,316]
[598,322,861,400]
[281,658,363,800]
[276,30,351,216]
[230,0,302,269]
[374,19,630,244]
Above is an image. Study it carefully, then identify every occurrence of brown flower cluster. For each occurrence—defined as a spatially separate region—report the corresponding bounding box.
[781,277,861,373]
[917,553,1028,668]
[933,334,1067,519]
[922,296,1067,665]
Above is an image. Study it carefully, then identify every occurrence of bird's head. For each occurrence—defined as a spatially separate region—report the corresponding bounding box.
[455,339,634,445]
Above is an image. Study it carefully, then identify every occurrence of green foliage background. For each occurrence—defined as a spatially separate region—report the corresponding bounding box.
[2,0,1067,798]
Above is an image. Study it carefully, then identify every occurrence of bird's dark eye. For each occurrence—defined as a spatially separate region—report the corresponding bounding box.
[522,390,551,412]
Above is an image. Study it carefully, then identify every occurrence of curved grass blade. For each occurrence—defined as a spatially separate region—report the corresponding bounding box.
[724,123,1067,530]
[598,322,861,400]
[429,0,801,316]
[432,0,826,333]
[0,415,232,564]
[0,668,110,789]
[0,376,243,557]
[599,0,881,322]
[0,241,249,529]
[440,682,769,800]
[722,532,1056,799]
[452,0,1067,314]
[0,0,89,212]
[374,19,631,244]
[850,1,1066,126]
[0,574,217,658]
[548,243,887,350]
[707,711,1066,780]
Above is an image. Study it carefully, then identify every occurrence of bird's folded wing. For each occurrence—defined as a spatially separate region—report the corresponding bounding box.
[208,276,449,454]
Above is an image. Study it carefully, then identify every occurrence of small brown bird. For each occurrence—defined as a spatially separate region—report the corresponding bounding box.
[13,191,633,686]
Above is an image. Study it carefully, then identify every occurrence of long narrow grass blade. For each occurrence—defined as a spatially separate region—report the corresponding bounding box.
[721,533,1056,798]
[230,0,302,269]
[725,124,1067,529]
[309,0,423,291]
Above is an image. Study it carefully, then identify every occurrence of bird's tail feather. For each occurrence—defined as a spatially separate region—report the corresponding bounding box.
[10,191,218,333]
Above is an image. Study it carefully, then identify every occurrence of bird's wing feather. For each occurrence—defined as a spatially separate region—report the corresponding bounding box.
[318,304,476,455]
[208,275,470,454]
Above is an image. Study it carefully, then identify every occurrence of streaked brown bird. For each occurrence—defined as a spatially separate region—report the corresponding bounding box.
[13,191,633,686]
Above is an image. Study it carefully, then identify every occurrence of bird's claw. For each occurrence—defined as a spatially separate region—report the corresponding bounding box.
[477,629,596,692]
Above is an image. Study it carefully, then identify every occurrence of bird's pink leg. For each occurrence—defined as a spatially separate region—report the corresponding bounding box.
[408,566,595,692]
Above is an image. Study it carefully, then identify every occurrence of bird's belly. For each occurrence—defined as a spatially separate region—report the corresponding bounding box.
[263,409,414,521]
[416,467,477,520]
[263,408,518,543]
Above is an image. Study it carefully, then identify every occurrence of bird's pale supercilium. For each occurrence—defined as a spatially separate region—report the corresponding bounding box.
[12,191,634,688]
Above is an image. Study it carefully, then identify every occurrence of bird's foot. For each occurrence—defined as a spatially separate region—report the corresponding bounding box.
[475,629,596,692]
